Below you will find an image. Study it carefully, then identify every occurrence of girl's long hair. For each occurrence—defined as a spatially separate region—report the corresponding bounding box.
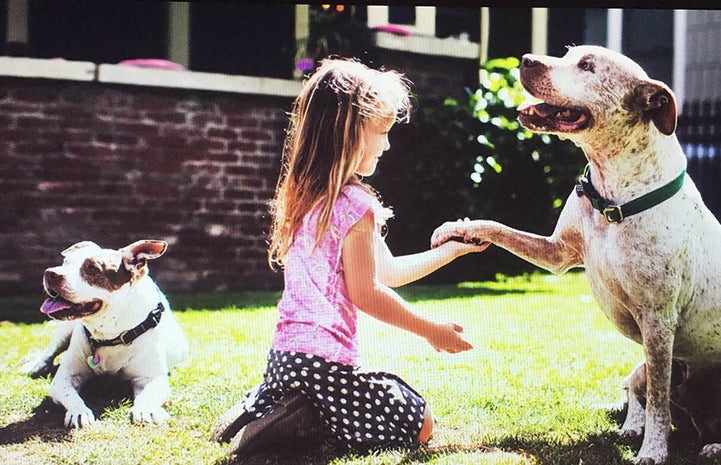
[268,58,411,270]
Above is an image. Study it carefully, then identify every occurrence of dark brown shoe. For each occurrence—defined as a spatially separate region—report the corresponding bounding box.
[211,395,257,444]
[227,391,323,459]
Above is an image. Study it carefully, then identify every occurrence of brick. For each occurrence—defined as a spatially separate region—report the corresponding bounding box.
[206,127,237,139]
[0,78,295,294]
[190,114,226,128]
[145,111,187,125]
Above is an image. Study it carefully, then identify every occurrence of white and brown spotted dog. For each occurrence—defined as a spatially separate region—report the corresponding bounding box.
[431,45,721,464]
[21,240,188,428]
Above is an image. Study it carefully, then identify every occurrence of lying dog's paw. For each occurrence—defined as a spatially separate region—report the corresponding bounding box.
[65,407,96,428]
[700,443,721,458]
[131,405,170,424]
[19,355,56,379]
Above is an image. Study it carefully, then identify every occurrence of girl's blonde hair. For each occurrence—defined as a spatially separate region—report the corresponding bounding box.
[268,58,412,269]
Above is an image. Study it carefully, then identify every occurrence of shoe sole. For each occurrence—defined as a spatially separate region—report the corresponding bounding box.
[228,391,318,459]
[211,385,262,443]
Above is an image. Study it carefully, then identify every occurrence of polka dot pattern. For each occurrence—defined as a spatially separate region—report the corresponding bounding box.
[241,350,426,452]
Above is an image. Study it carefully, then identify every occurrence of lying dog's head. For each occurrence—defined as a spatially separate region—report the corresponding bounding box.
[41,240,167,321]
[518,45,677,144]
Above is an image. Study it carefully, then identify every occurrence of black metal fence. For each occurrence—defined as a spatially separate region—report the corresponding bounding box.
[677,100,721,219]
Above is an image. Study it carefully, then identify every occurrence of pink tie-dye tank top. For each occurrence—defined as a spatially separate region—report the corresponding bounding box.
[270,184,384,366]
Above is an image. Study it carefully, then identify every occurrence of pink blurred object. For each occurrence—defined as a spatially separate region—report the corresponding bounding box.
[373,25,411,36]
[295,58,315,73]
[117,59,184,71]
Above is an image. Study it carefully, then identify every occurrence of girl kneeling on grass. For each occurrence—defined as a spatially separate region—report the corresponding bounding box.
[212,57,487,459]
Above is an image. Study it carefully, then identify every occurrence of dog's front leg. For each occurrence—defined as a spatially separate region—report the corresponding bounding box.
[431,194,584,274]
[49,364,96,428]
[431,219,583,274]
[636,321,675,465]
[20,321,75,378]
[130,376,172,424]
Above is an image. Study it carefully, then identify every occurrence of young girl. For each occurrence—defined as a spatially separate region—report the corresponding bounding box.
[212,58,487,459]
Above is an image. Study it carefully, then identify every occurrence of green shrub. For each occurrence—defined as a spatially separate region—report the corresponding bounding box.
[373,57,585,282]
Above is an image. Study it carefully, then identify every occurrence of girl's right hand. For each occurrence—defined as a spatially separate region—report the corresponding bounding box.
[425,322,473,353]
[435,238,490,258]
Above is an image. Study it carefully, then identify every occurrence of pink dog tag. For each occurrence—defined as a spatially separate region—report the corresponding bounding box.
[87,354,101,368]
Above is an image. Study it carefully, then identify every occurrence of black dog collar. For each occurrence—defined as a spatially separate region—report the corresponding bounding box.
[84,302,165,368]
[575,164,686,223]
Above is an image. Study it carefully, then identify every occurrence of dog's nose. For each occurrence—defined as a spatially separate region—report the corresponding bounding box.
[43,270,63,297]
[521,55,540,69]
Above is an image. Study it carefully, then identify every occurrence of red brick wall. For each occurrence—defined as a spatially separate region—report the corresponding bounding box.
[0,77,290,294]
[0,51,479,295]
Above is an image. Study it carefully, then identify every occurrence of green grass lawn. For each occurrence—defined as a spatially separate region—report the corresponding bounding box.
[0,272,709,464]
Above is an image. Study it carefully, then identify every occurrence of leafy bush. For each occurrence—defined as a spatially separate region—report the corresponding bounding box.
[372,57,585,282]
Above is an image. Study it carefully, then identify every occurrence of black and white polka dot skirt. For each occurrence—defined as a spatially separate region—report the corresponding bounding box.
[243,349,427,453]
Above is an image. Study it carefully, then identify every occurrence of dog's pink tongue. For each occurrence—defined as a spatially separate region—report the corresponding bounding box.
[41,298,72,315]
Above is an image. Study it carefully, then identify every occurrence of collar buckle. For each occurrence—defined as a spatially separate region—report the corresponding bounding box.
[602,205,624,223]
[119,330,131,345]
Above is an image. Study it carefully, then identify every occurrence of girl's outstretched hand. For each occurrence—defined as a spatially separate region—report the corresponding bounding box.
[425,322,473,353]
[435,238,490,257]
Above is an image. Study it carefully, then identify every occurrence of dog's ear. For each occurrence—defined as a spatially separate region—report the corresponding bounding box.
[121,240,168,273]
[61,241,100,257]
[633,80,677,136]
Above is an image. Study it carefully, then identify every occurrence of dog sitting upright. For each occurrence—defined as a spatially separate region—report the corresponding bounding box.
[431,45,721,464]
[22,240,188,428]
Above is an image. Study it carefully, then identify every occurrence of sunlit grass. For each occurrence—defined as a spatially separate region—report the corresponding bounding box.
[0,272,707,464]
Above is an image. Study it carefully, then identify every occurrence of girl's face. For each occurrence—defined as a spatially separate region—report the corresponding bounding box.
[356,117,394,177]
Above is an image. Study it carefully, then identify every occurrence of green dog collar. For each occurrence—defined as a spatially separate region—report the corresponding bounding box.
[575,164,686,223]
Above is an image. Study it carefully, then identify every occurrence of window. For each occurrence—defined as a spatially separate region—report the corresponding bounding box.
[367,6,436,36]
[547,9,586,56]
[189,3,295,79]
[388,6,415,26]
[487,8,531,59]
[435,7,480,42]
[622,9,673,85]
[27,0,167,63]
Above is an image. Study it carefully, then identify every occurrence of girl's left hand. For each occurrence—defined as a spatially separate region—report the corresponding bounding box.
[425,321,473,354]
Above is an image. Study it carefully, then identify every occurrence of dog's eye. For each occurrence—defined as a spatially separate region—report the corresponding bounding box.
[578,60,594,72]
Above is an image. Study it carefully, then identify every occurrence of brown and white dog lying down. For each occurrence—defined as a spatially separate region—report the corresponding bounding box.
[431,45,721,464]
[21,240,188,428]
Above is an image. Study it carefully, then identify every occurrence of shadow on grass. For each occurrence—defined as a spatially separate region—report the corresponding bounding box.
[231,408,714,465]
[0,396,69,445]
[391,433,708,465]
[0,375,134,446]
[397,282,542,303]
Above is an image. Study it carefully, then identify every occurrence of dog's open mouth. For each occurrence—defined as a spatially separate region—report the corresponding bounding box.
[518,101,591,133]
[41,297,103,320]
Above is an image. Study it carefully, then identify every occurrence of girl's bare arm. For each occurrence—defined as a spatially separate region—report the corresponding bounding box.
[374,234,488,288]
[342,211,473,353]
